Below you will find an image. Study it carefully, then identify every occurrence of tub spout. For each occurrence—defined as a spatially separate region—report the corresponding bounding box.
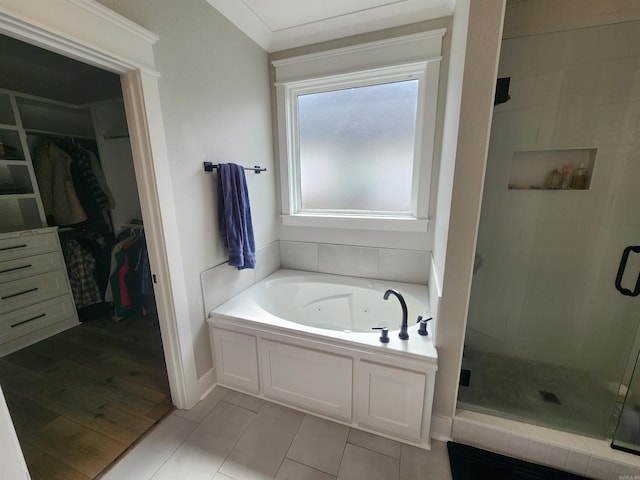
[383,289,409,340]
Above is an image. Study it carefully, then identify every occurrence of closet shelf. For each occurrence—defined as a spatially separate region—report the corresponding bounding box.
[0,159,26,165]
[24,128,95,140]
[0,194,36,199]
[103,132,129,140]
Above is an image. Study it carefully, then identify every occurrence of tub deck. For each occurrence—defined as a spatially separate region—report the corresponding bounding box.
[208,270,438,449]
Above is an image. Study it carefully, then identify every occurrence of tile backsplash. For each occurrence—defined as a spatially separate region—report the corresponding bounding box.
[201,240,430,317]
[280,240,430,285]
[201,241,280,315]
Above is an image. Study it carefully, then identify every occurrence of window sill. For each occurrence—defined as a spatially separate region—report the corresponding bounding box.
[280,213,429,232]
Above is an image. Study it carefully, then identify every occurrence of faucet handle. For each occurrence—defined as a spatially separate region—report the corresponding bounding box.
[372,327,390,343]
[417,316,433,336]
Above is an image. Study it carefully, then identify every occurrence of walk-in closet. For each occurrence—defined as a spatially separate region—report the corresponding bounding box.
[0,34,171,479]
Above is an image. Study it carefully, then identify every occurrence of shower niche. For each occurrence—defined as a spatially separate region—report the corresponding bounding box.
[507,148,597,191]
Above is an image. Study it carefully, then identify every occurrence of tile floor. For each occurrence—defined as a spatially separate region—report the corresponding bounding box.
[458,347,618,438]
[99,386,453,480]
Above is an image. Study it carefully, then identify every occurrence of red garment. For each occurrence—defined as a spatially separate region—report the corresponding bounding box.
[118,253,132,308]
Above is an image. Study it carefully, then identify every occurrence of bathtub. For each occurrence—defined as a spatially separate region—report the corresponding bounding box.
[208,269,438,448]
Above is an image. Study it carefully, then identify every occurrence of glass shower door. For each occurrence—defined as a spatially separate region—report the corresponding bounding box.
[459,18,640,439]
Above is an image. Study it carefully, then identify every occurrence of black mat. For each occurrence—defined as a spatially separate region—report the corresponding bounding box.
[447,442,592,480]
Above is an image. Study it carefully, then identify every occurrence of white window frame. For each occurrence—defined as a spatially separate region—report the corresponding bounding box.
[273,30,445,232]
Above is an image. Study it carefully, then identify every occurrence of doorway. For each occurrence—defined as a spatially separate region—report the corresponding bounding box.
[0,34,173,477]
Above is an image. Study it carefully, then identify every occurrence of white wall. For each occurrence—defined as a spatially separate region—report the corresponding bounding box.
[466,15,640,379]
[430,0,506,430]
[95,0,278,380]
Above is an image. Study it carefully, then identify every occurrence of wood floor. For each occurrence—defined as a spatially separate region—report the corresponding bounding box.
[0,312,173,480]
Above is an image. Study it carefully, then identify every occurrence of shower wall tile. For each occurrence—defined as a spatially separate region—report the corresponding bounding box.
[476,21,640,371]
[318,244,378,278]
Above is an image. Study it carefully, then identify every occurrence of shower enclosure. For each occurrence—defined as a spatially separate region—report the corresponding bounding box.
[460,10,640,442]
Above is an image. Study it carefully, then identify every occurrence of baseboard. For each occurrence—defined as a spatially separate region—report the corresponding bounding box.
[193,367,216,404]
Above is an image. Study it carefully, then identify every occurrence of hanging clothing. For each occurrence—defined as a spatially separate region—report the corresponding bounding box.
[34,141,87,226]
[70,145,112,233]
[62,238,102,308]
[106,229,155,317]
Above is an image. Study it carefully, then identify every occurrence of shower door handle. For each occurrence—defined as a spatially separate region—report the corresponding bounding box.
[615,246,640,297]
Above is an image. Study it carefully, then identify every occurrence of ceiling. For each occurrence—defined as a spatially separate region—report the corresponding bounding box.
[206,0,457,52]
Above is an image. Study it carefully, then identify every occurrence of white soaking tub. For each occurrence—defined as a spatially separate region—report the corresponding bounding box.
[208,269,438,448]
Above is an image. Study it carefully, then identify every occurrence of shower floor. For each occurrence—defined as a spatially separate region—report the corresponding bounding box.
[457,347,622,439]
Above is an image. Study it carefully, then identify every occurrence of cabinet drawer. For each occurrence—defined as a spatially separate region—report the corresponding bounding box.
[0,270,70,314]
[0,251,63,284]
[0,230,58,262]
[0,295,76,343]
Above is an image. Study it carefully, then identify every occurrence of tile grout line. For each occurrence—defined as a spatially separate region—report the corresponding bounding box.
[334,427,353,479]
[276,411,308,478]
[286,458,339,479]
[146,415,201,480]
[212,395,268,479]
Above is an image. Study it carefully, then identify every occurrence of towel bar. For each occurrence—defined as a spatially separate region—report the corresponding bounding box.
[203,162,266,174]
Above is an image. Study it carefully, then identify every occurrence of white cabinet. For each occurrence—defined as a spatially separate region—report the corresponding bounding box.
[210,320,438,448]
[0,228,79,356]
[211,327,260,393]
[356,360,426,440]
[261,339,352,420]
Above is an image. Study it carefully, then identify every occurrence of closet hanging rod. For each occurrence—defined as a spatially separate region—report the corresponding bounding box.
[203,162,266,174]
[24,128,95,140]
[103,133,129,140]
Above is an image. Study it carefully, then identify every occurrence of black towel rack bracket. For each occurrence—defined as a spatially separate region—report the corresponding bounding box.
[203,162,266,174]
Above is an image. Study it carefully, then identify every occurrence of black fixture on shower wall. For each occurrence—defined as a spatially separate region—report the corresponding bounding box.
[494,77,511,106]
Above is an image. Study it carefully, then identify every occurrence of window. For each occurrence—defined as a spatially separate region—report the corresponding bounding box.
[273,30,445,231]
[298,78,418,213]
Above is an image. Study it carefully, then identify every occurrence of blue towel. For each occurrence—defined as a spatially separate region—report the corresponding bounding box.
[217,163,256,269]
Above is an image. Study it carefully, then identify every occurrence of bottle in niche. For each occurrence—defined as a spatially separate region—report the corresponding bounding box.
[560,164,573,189]
[545,169,562,189]
[571,163,588,189]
